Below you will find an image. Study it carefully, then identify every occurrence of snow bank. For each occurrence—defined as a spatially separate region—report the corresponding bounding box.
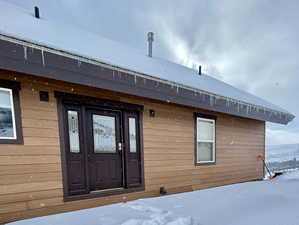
[278,169,299,180]
[8,170,299,225]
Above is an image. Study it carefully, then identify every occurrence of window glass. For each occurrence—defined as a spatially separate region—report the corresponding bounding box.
[197,143,213,162]
[0,88,16,139]
[129,117,137,153]
[197,119,214,141]
[196,117,215,163]
[68,111,80,153]
[93,115,116,153]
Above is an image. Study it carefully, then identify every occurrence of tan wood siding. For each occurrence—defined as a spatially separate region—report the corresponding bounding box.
[0,71,265,223]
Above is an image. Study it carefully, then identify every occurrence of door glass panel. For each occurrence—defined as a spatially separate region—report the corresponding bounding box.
[129,117,137,153]
[93,115,116,153]
[68,111,80,153]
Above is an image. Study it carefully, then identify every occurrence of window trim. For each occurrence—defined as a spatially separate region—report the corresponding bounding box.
[0,79,23,144]
[194,113,216,166]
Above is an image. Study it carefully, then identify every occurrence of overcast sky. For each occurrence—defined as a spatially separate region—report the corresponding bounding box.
[4,0,299,145]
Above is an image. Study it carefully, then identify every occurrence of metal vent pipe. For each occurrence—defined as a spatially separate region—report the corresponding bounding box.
[34,6,40,19]
[147,32,154,57]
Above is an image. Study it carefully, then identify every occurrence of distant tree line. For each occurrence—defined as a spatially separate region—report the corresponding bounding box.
[267,158,299,172]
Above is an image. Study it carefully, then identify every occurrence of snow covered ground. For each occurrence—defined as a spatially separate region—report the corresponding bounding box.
[9,171,299,225]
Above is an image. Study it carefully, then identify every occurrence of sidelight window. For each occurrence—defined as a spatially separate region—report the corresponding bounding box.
[68,111,80,153]
[128,117,137,153]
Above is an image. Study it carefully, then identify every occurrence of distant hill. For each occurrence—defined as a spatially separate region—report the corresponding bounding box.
[266,144,299,162]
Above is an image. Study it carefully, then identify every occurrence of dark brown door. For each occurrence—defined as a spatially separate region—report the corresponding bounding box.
[62,99,143,197]
[86,109,123,191]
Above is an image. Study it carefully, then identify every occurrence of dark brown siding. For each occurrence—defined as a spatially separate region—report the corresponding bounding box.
[0,70,265,223]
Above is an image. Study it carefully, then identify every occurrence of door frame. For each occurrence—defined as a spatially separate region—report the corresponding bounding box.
[55,91,144,202]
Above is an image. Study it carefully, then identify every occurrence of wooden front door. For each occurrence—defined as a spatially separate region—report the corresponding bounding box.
[60,95,143,197]
[86,109,123,191]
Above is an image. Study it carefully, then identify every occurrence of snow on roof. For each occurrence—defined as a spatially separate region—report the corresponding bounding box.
[0,1,291,115]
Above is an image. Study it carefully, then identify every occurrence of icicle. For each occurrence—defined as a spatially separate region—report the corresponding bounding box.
[134,75,137,84]
[198,91,202,99]
[77,60,81,67]
[176,86,179,93]
[23,46,27,60]
[112,70,115,79]
[256,106,260,112]
[41,49,45,67]
[143,78,146,84]
[209,95,214,106]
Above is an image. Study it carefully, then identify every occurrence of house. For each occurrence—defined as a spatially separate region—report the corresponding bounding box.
[0,2,295,223]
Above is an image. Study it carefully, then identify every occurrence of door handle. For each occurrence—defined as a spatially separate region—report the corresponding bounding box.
[118,142,122,153]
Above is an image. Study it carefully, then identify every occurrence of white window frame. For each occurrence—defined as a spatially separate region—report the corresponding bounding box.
[0,87,17,140]
[196,117,216,164]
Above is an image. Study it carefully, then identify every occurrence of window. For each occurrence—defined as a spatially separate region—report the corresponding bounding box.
[195,114,216,165]
[128,117,137,153]
[92,114,116,153]
[67,111,80,153]
[0,80,23,144]
[0,88,16,139]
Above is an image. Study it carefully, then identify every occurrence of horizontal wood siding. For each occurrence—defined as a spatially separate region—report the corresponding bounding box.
[0,71,265,223]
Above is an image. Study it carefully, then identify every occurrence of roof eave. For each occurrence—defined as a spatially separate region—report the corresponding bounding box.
[0,35,295,125]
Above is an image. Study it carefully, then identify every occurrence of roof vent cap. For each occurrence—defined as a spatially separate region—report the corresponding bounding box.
[34,6,40,19]
[147,32,154,57]
[198,65,202,75]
